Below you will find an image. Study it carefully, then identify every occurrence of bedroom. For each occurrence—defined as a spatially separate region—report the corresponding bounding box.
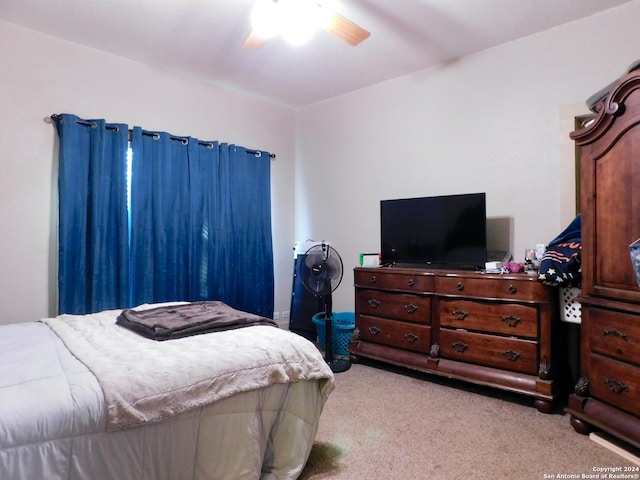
[0,0,637,326]
[0,0,639,324]
[1,0,640,478]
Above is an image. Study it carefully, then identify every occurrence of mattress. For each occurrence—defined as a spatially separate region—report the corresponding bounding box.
[0,315,332,480]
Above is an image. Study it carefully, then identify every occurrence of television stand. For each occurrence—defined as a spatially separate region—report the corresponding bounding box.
[349,266,562,412]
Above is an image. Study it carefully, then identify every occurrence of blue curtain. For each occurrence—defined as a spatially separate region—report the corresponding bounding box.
[129,129,274,317]
[54,114,129,314]
[55,116,274,318]
[225,145,275,317]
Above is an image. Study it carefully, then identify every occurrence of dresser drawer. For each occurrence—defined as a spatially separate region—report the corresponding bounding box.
[439,329,538,374]
[436,276,547,302]
[358,315,432,353]
[588,353,640,417]
[357,290,431,324]
[586,307,640,366]
[354,269,434,293]
[439,298,538,338]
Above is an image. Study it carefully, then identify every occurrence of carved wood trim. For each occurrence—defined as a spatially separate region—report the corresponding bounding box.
[538,358,551,380]
[574,374,590,397]
[571,71,640,160]
[352,326,360,341]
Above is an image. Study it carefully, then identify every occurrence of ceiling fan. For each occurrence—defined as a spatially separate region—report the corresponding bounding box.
[243,0,370,49]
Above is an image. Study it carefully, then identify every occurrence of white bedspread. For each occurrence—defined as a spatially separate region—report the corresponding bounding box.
[42,306,335,432]
[0,322,105,449]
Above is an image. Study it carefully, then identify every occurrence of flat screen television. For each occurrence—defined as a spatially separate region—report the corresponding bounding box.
[380,192,487,270]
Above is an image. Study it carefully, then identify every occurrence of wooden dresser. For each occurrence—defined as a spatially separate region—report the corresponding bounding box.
[351,267,560,412]
[565,69,640,448]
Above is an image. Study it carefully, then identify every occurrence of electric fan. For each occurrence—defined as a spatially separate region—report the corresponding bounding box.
[299,241,351,373]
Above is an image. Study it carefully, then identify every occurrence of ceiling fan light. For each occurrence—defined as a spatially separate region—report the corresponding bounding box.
[282,23,315,45]
[316,5,333,30]
[250,0,282,39]
[280,0,319,45]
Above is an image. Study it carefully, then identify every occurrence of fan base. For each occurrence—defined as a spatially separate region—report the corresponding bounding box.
[327,358,351,373]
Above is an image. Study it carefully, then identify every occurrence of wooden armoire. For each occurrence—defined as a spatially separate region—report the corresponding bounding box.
[566,66,640,448]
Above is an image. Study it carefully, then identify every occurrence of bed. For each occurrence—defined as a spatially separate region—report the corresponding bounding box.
[0,302,335,480]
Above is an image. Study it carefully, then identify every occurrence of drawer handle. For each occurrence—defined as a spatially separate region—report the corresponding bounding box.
[456,282,464,291]
[452,341,469,353]
[501,350,522,362]
[508,284,517,294]
[368,298,382,308]
[603,329,629,341]
[501,315,522,328]
[404,332,419,343]
[452,309,469,321]
[368,326,381,336]
[404,304,419,314]
[370,275,377,284]
[407,278,415,287]
[604,377,629,394]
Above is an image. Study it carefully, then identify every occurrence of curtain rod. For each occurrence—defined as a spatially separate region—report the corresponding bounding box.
[49,114,276,159]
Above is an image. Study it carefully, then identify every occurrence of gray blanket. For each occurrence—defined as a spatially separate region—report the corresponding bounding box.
[116,301,277,340]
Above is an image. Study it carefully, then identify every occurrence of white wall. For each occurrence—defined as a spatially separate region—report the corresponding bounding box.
[295,0,640,312]
[0,21,295,325]
[3,1,640,325]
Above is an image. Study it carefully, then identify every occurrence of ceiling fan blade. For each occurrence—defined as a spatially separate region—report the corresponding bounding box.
[322,8,370,46]
[242,31,268,49]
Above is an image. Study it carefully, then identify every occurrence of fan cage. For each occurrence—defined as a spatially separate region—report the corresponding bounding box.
[312,312,355,356]
[300,244,343,296]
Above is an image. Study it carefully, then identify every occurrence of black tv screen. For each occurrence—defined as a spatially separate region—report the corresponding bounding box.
[380,193,487,270]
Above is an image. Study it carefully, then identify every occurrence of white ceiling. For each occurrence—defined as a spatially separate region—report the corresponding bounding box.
[0,0,634,108]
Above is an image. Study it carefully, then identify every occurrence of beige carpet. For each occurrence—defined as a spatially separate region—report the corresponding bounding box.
[300,362,639,479]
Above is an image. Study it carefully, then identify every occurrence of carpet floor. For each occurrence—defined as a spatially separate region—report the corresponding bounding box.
[299,361,640,479]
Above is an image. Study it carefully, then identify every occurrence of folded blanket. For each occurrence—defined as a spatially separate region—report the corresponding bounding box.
[116,301,277,340]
